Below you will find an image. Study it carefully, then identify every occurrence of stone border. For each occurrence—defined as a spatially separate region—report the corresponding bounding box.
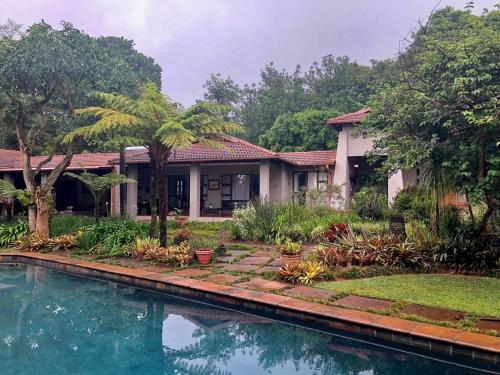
[1,252,498,367]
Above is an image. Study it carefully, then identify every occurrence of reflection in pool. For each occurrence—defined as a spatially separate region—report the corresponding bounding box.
[0,264,491,374]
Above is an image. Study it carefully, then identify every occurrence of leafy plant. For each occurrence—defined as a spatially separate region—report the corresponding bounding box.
[350,187,388,220]
[50,215,96,237]
[173,228,192,245]
[0,220,28,248]
[276,240,302,255]
[189,237,218,251]
[323,223,349,243]
[279,261,327,284]
[130,237,161,259]
[393,186,432,222]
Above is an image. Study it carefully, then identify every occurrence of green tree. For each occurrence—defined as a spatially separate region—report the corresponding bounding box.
[64,171,134,222]
[259,108,339,151]
[0,21,161,237]
[67,83,242,246]
[364,6,499,234]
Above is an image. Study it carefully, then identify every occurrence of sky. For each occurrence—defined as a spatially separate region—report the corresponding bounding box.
[0,0,497,106]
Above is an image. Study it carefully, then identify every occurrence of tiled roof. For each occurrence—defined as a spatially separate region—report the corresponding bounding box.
[0,150,118,172]
[327,108,371,126]
[122,137,276,164]
[278,150,336,166]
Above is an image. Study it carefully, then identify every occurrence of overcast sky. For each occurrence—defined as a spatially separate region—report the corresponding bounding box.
[0,0,496,106]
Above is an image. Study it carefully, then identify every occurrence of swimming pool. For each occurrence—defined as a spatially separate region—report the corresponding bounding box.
[0,264,495,374]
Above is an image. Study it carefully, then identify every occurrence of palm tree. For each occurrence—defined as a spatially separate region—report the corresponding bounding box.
[66,83,242,246]
[64,171,134,223]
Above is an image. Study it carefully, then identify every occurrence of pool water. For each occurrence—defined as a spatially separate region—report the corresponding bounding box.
[0,264,493,375]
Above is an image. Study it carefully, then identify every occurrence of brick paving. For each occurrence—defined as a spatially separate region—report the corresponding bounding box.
[236,278,290,292]
[333,295,394,311]
[285,285,336,300]
[237,256,271,265]
[400,304,464,322]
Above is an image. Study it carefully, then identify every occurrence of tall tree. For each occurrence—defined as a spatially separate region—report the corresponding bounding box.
[364,6,499,234]
[259,108,339,152]
[64,171,134,222]
[0,21,161,236]
[67,83,243,246]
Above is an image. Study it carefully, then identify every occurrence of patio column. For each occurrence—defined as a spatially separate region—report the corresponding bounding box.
[259,160,270,200]
[388,170,404,205]
[126,164,138,218]
[332,127,350,208]
[189,163,200,220]
[110,165,120,217]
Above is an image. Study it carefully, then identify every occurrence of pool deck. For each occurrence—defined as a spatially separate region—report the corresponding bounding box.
[1,252,499,366]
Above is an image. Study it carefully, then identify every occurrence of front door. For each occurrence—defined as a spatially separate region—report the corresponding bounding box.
[168,175,189,213]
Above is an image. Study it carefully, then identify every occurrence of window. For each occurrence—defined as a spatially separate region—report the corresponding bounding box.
[318,172,329,191]
[221,175,232,201]
[221,174,258,202]
[232,174,250,201]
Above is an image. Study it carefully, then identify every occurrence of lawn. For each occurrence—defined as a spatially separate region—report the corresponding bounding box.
[315,274,500,317]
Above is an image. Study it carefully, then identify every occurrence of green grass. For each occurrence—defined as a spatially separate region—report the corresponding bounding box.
[50,215,96,237]
[316,274,500,317]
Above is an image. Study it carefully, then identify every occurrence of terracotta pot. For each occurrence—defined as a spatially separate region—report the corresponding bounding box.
[174,216,188,227]
[282,253,302,267]
[196,248,214,265]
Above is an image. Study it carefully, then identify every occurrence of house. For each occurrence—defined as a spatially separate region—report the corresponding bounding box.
[0,108,465,220]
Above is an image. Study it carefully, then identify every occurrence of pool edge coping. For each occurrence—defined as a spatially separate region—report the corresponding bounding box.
[1,252,499,365]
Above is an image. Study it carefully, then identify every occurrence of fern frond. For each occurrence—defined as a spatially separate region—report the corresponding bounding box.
[155,121,195,149]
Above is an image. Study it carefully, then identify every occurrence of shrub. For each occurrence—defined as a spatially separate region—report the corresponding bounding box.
[279,261,327,284]
[439,205,462,239]
[14,233,77,252]
[229,204,257,240]
[50,215,96,237]
[173,228,192,245]
[323,223,349,243]
[276,240,302,255]
[349,221,389,237]
[0,220,28,248]
[393,186,432,221]
[130,237,161,259]
[77,219,149,256]
[350,187,388,220]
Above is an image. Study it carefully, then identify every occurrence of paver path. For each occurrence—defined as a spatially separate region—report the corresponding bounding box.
[236,278,290,292]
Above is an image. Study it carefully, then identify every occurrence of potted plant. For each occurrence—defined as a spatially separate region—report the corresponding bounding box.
[170,208,188,227]
[191,238,217,265]
[277,239,303,266]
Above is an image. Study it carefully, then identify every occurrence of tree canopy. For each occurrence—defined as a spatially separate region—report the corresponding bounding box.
[363,6,499,232]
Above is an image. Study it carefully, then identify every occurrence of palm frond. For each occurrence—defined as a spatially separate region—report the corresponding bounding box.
[155,121,196,149]
[0,179,20,198]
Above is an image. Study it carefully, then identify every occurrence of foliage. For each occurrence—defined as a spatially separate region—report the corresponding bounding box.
[279,261,327,284]
[428,231,499,272]
[189,237,218,251]
[364,7,500,234]
[349,221,389,237]
[350,187,388,220]
[276,240,303,255]
[230,200,361,243]
[131,238,193,267]
[318,233,429,269]
[65,171,134,222]
[173,228,193,245]
[393,186,432,222]
[130,237,160,259]
[438,205,462,239]
[76,219,148,256]
[323,223,349,243]
[316,274,500,318]
[50,215,96,237]
[0,220,28,247]
[259,109,339,152]
[14,233,77,252]
[69,83,242,246]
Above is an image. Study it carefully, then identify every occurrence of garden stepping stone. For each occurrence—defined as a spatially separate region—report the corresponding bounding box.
[252,251,272,257]
[333,295,394,311]
[217,255,238,263]
[238,257,271,266]
[236,278,290,292]
[227,250,250,257]
[476,318,500,333]
[268,259,283,267]
[400,304,464,322]
[170,269,212,278]
[285,286,336,300]
[222,264,260,273]
[254,266,280,274]
[205,274,242,284]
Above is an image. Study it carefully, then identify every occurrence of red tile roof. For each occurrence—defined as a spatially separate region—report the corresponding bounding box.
[0,150,118,172]
[278,150,336,166]
[327,108,371,126]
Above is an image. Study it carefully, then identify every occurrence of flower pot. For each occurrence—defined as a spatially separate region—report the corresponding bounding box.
[196,248,214,265]
[282,253,302,267]
[174,216,188,227]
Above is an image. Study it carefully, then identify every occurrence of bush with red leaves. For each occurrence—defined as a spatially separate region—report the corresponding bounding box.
[323,223,349,243]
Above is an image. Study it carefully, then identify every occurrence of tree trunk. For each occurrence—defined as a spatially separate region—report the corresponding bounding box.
[28,205,37,233]
[478,195,496,236]
[94,193,102,223]
[149,158,158,238]
[119,146,127,218]
[158,162,168,247]
[35,189,50,238]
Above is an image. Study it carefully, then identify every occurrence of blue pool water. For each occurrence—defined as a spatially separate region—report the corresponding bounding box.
[0,264,494,374]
